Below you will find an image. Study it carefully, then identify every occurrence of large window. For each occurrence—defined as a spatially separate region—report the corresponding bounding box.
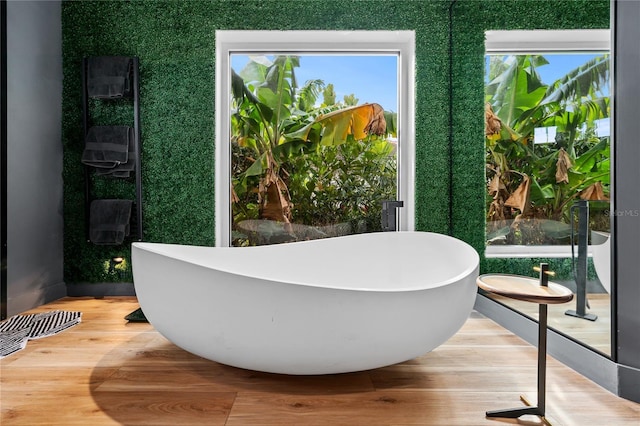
[483,30,613,357]
[215,31,415,247]
[484,30,611,258]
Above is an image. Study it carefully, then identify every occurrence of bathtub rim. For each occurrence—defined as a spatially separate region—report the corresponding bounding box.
[132,231,479,293]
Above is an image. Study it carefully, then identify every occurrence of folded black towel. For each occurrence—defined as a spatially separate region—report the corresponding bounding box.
[82,126,131,169]
[87,56,133,98]
[95,128,136,178]
[89,199,133,245]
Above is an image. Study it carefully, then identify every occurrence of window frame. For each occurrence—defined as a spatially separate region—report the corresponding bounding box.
[484,29,612,258]
[215,30,416,247]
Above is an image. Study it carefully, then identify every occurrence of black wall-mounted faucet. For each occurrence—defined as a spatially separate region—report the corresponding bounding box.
[381,200,404,232]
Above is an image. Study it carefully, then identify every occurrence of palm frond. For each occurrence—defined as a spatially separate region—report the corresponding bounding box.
[542,55,610,104]
[296,79,325,112]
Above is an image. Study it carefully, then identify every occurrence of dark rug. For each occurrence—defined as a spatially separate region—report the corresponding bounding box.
[0,310,82,359]
[124,307,148,322]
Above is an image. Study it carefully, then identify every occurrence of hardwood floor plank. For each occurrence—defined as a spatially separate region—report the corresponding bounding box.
[2,390,236,426]
[95,365,375,394]
[93,391,237,426]
[0,367,118,392]
[224,390,565,425]
[404,345,539,368]
[2,389,122,426]
[370,365,599,394]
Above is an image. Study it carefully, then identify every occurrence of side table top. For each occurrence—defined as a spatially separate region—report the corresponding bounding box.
[477,274,574,304]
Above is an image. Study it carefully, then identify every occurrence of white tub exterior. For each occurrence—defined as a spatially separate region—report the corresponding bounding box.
[132,231,479,375]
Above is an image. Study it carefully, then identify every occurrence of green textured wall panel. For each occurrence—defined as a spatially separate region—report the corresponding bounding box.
[61,0,609,283]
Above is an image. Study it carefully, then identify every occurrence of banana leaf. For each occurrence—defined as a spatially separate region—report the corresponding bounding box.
[289,103,388,146]
[573,139,609,173]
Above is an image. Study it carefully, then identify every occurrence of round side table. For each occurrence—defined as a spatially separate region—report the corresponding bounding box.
[477,264,573,425]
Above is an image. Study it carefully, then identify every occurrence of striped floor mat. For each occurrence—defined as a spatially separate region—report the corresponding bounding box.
[0,310,82,359]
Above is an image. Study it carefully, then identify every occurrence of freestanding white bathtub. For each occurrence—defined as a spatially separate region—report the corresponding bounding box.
[132,231,479,375]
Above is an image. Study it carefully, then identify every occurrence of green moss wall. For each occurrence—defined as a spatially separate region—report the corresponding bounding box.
[61,0,609,283]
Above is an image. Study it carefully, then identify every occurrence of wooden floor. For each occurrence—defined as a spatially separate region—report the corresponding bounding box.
[490,294,611,355]
[1,297,638,425]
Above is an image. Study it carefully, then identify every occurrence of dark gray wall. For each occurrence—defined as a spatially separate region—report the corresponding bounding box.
[1,0,7,320]
[612,0,640,389]
[6,0,64,316]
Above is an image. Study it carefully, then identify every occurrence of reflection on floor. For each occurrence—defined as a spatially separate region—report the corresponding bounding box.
[489,293,611,355]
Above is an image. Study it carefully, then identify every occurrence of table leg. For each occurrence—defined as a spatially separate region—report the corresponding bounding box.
[537,302,547,414]
[486,302,549,422]
[486,405,544,418]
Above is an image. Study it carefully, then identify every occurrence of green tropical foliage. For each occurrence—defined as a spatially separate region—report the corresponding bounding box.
[288,138,396,230]
[485,54,610,245]
[230,55,397,245]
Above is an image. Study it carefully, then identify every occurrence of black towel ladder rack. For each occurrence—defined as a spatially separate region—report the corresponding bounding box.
[81,56,143,243]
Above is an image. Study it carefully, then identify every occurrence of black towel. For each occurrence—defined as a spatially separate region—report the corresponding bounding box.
[82,126,131,169]
[95,128,136,178]
[89,199,133,245]
[87,56,133,98]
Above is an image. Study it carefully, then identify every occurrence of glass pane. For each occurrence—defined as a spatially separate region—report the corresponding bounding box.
[484,52,612,356]
[230,54,398,246]
[485,53,611,248]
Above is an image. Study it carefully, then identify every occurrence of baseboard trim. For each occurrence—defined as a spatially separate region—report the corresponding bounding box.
[66,282,136,297]
[618,364,640,403]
